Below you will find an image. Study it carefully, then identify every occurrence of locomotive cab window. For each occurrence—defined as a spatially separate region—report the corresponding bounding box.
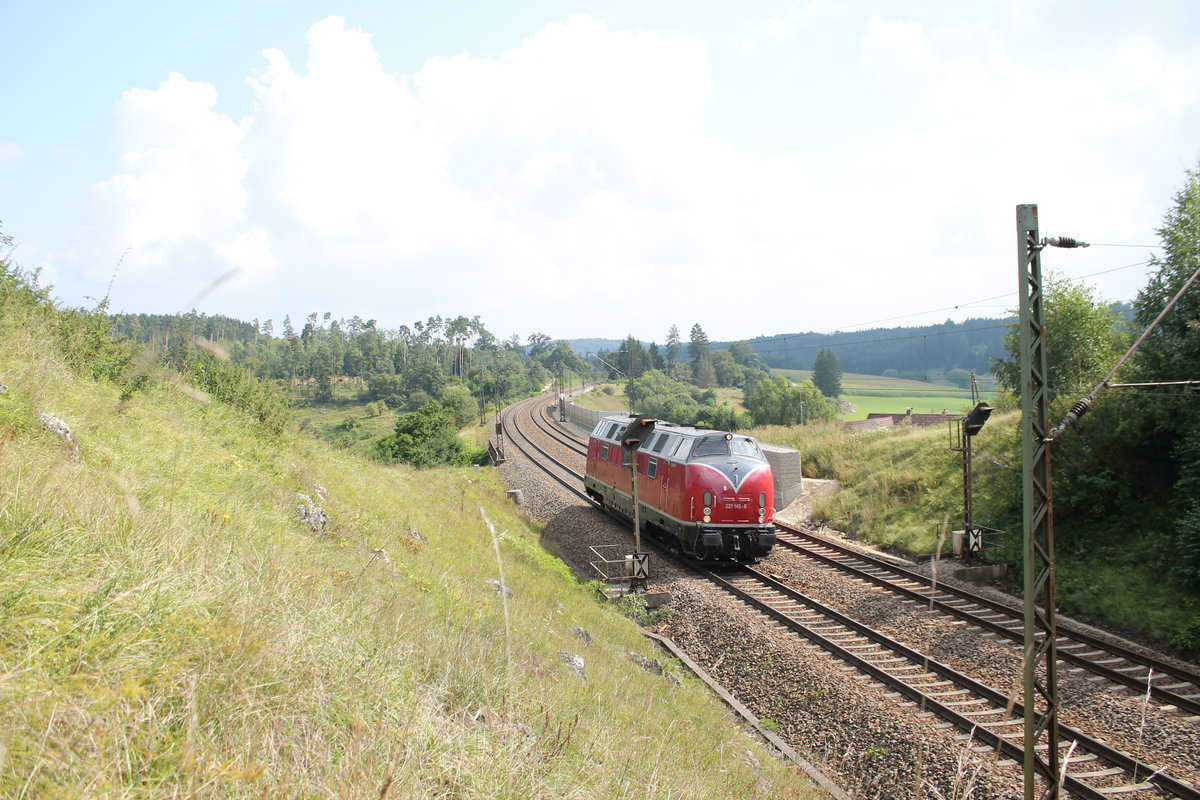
[731,437,764,459]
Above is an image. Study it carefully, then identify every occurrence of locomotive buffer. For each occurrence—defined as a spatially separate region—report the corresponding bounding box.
[621,415,656,589]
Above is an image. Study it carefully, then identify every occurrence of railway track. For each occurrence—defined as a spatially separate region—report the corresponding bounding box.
[498,395,1199,798]
[703,563,1199,800]
[772,521,1200,720]
[500,394,589,498]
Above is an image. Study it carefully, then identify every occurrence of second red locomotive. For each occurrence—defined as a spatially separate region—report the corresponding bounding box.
[584,413,776,562]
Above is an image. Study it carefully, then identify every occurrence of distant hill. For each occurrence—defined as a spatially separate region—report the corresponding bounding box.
[567,338,625,357]
[730,317,1008,379]
[569,318,1010,380]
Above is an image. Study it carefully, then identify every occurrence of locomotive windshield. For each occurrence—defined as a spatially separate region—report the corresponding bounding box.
[691,435,763,460]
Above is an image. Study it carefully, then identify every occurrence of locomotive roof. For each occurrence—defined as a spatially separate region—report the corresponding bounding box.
[595,413,753,441]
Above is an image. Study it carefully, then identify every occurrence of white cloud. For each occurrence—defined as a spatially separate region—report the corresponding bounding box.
[732,1,838,54]
[90,72,273,306]
[849,12,1199,313]
[0,141,23,162]
[71,9,1200,339]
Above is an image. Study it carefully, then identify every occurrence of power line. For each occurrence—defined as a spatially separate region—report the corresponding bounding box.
[1108,389,1200,399]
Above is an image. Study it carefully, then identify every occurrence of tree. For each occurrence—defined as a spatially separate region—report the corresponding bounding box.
[746,375,837,426]
[665,325,682,375]
[527,332,551,358]
[440,383,479,428]
[647,342,664,371]
[618,335,651,379]
[812,348,842,398]
[729,340,763,371]
[694,356,717,389]
[992,272,1127,404]
[1130,164,1200,588]
[709,350,744,387]
[689,323,709,379]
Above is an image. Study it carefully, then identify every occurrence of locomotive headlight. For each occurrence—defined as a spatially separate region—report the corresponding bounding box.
[703,507,711,516]
[703,514,711,523]
[758,514,765,523]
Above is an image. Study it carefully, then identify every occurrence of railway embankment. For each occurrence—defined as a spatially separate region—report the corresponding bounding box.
[0,289,821,797]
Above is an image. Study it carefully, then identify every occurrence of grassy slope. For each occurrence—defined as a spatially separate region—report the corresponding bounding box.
[0,317,816,797]
[755,416,1200,653]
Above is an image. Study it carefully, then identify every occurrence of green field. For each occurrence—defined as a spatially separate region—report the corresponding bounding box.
[775,369,994,420]
[573,374,994,421]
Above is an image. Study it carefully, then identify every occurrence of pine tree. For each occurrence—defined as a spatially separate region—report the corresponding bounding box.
[689,323,709,382]
[812,348,842,398]
[665,325,682,374]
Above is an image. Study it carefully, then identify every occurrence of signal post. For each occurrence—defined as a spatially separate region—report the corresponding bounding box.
[620,415,656,588]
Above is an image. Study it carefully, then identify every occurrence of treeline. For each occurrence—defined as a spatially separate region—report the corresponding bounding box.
[741,317,1008,378]
[112,311,594,413]
[585,317,1015,383]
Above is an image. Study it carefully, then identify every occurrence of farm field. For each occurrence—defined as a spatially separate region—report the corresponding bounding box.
[774,369,995,420]
[573,374,995,421]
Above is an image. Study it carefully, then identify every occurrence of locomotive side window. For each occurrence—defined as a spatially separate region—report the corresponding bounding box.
[601,443,610,461]
[647,457,658,479]
[606,422,621,440]
[651,434,670,453]
[673,438,692,459]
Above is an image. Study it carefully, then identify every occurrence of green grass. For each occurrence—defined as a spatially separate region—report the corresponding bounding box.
[572,382,631,412]
[297,400,399,454]
[0,299,819,797]
[772,369,994,420]
[840,394,977,419]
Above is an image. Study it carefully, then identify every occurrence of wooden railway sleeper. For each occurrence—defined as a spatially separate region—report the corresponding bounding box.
[1091,782,1156,795]
[1072,767,1128,779]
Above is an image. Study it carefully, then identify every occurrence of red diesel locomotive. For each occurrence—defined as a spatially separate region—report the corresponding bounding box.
[584,414,776,562]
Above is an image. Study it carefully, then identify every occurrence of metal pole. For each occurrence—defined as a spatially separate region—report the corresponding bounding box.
[1017,204,1060,799]
[630,460,642,554]
[962,424,973,559]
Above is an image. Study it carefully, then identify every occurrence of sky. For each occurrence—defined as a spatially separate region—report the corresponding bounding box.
[2,0,1198,345]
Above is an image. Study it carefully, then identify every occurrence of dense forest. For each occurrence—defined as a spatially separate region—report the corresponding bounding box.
[744,317,1007,377]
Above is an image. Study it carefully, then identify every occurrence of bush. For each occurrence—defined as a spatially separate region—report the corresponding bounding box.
[183,348,292,436]
[375,401,474,468]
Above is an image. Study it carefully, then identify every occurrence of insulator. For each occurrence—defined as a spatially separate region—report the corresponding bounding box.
[1065,397,1092,422]
[1046,236,1088,248]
